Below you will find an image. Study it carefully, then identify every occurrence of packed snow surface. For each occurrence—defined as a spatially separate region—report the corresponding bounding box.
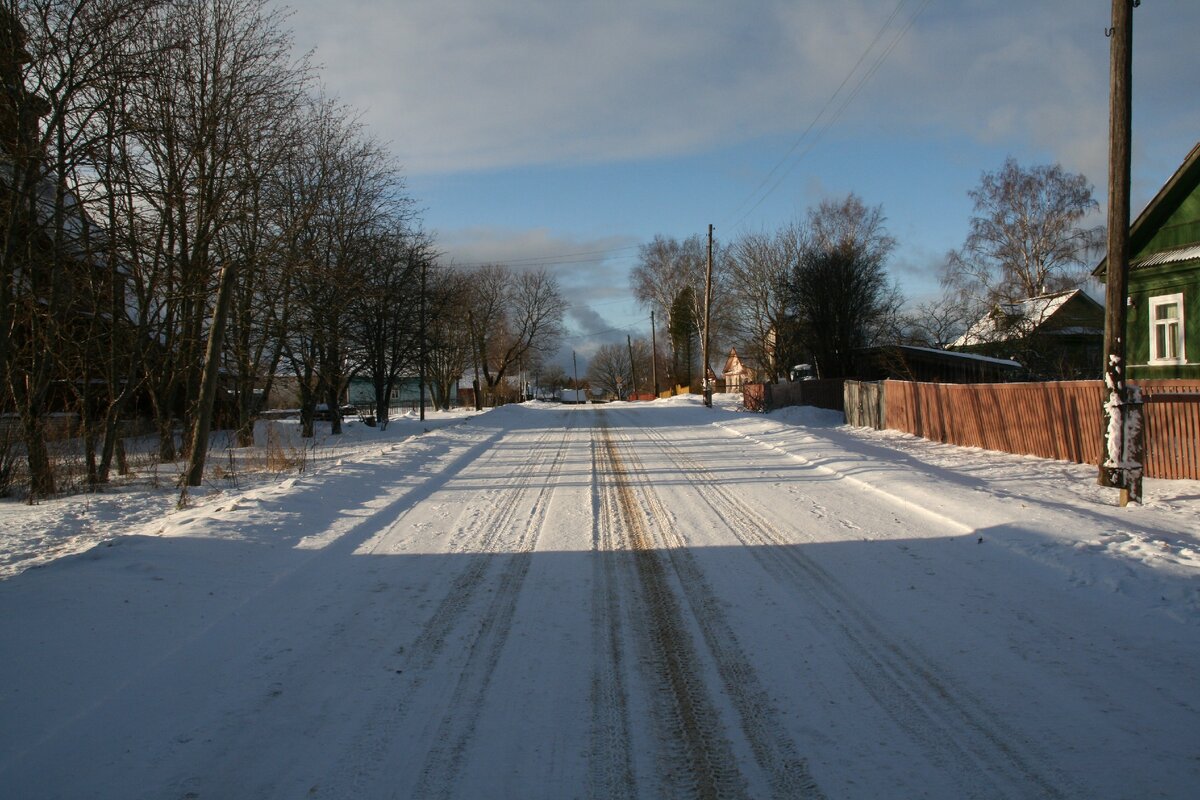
[2,396,1198,799]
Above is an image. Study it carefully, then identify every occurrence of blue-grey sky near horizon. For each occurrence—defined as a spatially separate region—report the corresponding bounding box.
[283,0,1200,372]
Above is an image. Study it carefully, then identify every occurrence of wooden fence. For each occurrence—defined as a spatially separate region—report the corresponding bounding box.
[749,378,1200,480]
[743,380,845,414]
[844,381,885,429]
[1142,385,1200,480]
[881,379,1200,481]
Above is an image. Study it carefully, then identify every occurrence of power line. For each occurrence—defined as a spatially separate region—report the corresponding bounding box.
[723,0,934,232]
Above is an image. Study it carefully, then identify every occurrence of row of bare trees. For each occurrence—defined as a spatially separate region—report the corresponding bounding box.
[0,0,449,499]
[631,194,901,385]
[630,157,1102,387]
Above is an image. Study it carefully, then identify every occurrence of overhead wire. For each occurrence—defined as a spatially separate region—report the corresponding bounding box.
[723,0,935,232]
[441,1,934,351]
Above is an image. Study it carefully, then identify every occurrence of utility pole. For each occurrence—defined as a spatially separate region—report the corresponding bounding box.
[651,310,660,397]
[418,256,427,422]
[572,350,579,404]
[468,310,482,411]
[627,334,637,401]
[1100,0,1142,505]
[702,223,714,408]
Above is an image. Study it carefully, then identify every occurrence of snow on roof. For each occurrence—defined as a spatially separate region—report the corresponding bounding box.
[892,344,1022,368]
[953,289,1083,348]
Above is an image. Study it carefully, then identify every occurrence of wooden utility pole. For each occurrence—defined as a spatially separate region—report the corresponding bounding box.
[702,223,714,408]
[418,257,427,422]
[1100,0,1142,505]
[651,310,660,397]
[468,310,482,411]
[627,334,637,401]
[572,350,579,404]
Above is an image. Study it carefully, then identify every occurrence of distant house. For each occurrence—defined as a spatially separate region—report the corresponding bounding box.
[1094,141,1200,379]
[722,348,764,392]
[951,289,1104,379]
[344,376,422,409]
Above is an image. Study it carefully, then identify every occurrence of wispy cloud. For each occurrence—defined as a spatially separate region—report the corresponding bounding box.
[287,1,1196,180]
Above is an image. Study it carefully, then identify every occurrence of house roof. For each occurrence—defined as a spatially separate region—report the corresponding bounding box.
[952,289,1101,348]
[1130,242,1200,270]
[1094,140,1200,277]
[891,344,1022,369]
[722,347,763,375]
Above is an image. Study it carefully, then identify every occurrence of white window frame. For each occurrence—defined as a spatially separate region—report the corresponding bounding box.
[1148,292,1186,365]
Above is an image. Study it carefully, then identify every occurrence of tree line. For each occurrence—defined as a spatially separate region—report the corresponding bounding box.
[0,0,568,500]
[626,194,901,391]
[620,159,1102,393]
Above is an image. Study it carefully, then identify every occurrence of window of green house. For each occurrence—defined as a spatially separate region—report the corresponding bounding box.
[1149,293,1185,364]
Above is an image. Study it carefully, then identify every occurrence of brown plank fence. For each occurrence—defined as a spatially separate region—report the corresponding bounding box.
[745,380,845,413]
[881,379,1200,481]
[1141,382,1200,480]
[751,378,1199,480]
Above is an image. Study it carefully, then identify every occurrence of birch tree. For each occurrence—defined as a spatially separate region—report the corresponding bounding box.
[941,158,1103,313]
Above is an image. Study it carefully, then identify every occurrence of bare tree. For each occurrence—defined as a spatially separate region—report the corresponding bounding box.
[349,229,427,427]
[587,342,629,399]
[1,0,163,497]
[466,265,566,403]
[631,233,734,382]
[177,0,311,487]
[788,194,901,379]
[425,267,472,411]
[726,223,804,382]
[901,292,969,349]
[941,157,1103,313]
[0,0,423,496]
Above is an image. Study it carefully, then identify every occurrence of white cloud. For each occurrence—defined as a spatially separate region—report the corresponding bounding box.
[281,0,1199,219]
[284,0,1195,180]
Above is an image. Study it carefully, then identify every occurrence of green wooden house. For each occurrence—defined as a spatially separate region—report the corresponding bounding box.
[1095,141,1200,379]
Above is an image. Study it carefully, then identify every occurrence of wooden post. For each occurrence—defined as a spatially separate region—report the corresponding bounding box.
[651,310,660,397]
[702,223,714,408]
[627,334,637,400]
[419,256,427,421]
[1100,0,1141,503]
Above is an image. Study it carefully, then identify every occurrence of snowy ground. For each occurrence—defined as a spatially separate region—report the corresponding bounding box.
[1,395,1197,799]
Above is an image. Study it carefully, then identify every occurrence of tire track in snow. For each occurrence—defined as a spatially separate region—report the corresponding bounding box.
[329,419,576,797]
[56,420,520,800]
[598,416,750,800]
[587,428,638,800]
[409,416,577,800]
[604,418,826,800]
[627,413,1074,800]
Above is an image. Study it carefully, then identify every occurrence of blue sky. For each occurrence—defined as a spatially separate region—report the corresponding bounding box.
[284,0,1200,370]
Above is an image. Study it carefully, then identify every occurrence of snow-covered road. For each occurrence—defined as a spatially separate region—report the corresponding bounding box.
[2,399,1198,799]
